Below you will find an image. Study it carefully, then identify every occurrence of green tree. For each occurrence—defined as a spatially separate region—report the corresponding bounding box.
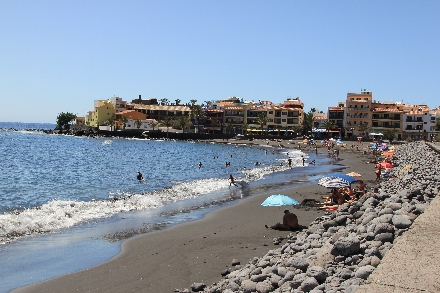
[175,99,181,106]
[149,120,158,131]
[302,110,315,136]
[106,114,116,131]
[119,116,128,130]
[160,117,174,138]
[383,129,396,142]
[435,118,440,131]
[189,102,205,133]
[56,112,77,130]
[134,119,143,129]
[357,122,370,138]
[176,116,190,133]
[241,122,249,135]
[208,117,220,134]
[255,113,269,133]
[159,98,169,106]
[322,120,336,137]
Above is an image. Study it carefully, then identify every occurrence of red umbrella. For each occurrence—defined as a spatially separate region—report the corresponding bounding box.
[379,162,394,169]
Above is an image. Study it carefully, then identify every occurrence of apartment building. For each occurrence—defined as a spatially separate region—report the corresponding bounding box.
[345,91,372,137]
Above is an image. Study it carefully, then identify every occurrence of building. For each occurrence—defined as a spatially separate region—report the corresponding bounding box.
[86,99,116,127]
[370,101,403,140]
[266,98,304,133]
[345,91,373,137]
[328,103,345,136]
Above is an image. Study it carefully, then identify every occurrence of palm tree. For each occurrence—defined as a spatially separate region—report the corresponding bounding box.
[241,122,249,135]
[175,99,181,106]
[255,113,269,134]
[134,119,143,129]
[149,120,158,131]
[302,110,315,136]
[322,120,336,138]
[159,98,169,106]
[226,123,234,134]
[189,103,205,133]
[208,117,220,134]
[160,117,174,138]
[176,116,190,133]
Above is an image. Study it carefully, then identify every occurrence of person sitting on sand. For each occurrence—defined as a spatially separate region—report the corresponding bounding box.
[265,210,298,231]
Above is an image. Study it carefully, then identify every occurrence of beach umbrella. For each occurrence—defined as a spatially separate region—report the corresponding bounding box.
[323,173,358,183]
[261,194,299,207]
[379,162,394,169]
[318,177,351,189]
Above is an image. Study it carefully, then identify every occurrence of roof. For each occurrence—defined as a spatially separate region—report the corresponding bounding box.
[129,104,191,111]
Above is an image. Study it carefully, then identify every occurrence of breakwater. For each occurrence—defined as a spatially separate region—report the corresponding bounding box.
[192,141,440,293]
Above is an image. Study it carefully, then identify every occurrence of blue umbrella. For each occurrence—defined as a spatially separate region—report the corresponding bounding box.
[261,194,299,207]
[323,173,358,183]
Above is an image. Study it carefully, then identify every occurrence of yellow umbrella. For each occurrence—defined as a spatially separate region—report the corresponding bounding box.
[346,172,362,177]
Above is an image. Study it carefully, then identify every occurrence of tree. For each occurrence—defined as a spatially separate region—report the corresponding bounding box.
[56,112,77,130]
[255,113,269,133]
[241,122,249,135]
[176,116,190,133]
[357,122,370,138]
[119,116,128,130]
[175,99,181,106]
[435,118,440,131]
[302,110,315,136]
[160,117,174,138]
[322,120,336,137]
[149,120,158,131]
[106,114,116,131]
[383,129,396,142]
[134,119,143,129]
[189,102,205,133]
[208,117,220,134]
[159,98,169,106]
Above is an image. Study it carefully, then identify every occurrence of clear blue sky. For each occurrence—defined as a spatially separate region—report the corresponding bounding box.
[1,1,439,123]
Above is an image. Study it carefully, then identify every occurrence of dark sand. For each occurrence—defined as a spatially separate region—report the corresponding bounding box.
[14,140,378,293]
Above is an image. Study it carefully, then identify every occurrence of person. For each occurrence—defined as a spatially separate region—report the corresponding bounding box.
[375,163,382,182]
[302,156,305,166]
[198,162,202,168]
[137,172,143,181]
[309,159,316,165]
[265,210,298,231]
[287,158,292,167]
[228,174,238,187]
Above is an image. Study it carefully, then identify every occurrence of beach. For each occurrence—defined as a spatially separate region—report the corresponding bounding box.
[14,140,378,293]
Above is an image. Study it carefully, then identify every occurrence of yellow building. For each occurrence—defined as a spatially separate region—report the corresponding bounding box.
[86,100,116,127]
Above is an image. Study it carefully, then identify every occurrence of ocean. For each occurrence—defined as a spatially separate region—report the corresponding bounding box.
[0,122,341,292]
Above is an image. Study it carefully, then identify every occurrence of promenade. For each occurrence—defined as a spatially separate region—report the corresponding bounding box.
[357,142,440,293]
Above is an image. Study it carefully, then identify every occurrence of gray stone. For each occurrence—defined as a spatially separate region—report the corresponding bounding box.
[240,279,257,292]
[354,265,375,279]
[375,232,394,243]
[306,266,328,283]
[190,282,206,292]
[291,257,310,271]
[378,207,394,216]
[373,223,395,236]
[300,277,319,291]
[322,219,337,230]
[392,215,413,229]
[331,237,361,257]
[255,280,274,293]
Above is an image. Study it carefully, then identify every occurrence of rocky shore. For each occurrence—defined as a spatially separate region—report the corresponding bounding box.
[193,141,439,293]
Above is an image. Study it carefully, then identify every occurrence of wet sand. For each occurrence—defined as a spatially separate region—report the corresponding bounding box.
[14,139,378,293]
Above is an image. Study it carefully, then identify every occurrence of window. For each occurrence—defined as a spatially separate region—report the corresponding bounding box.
[282,119,286,122]
[268,111,273,114]
[282,111,287,115]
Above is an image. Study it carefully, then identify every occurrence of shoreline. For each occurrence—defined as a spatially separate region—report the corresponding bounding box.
[13,140,377,293]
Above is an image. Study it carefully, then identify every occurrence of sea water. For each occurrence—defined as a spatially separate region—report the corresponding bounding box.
[0,122,341,292]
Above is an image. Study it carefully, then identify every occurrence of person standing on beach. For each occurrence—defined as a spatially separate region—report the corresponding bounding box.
[265,210,298,231]
[375,163,382,182]
[228,174,238,187]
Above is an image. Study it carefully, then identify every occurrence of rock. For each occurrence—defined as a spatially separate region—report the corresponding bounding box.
[373,223,395,236]
[291,257,310,271]
[392,215,413,229]
[221,269,230,276]
[331,237,360,257]
[306,266,328,283]
[354,265,375,279]
[255,280,274,293]
[240,279,257,292]
[375,232,394,243]
[231,259,240,266]
[300,277,319,291]
[190,282,206,292]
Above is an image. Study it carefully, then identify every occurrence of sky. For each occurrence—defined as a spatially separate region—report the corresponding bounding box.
[1,1,440,123]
